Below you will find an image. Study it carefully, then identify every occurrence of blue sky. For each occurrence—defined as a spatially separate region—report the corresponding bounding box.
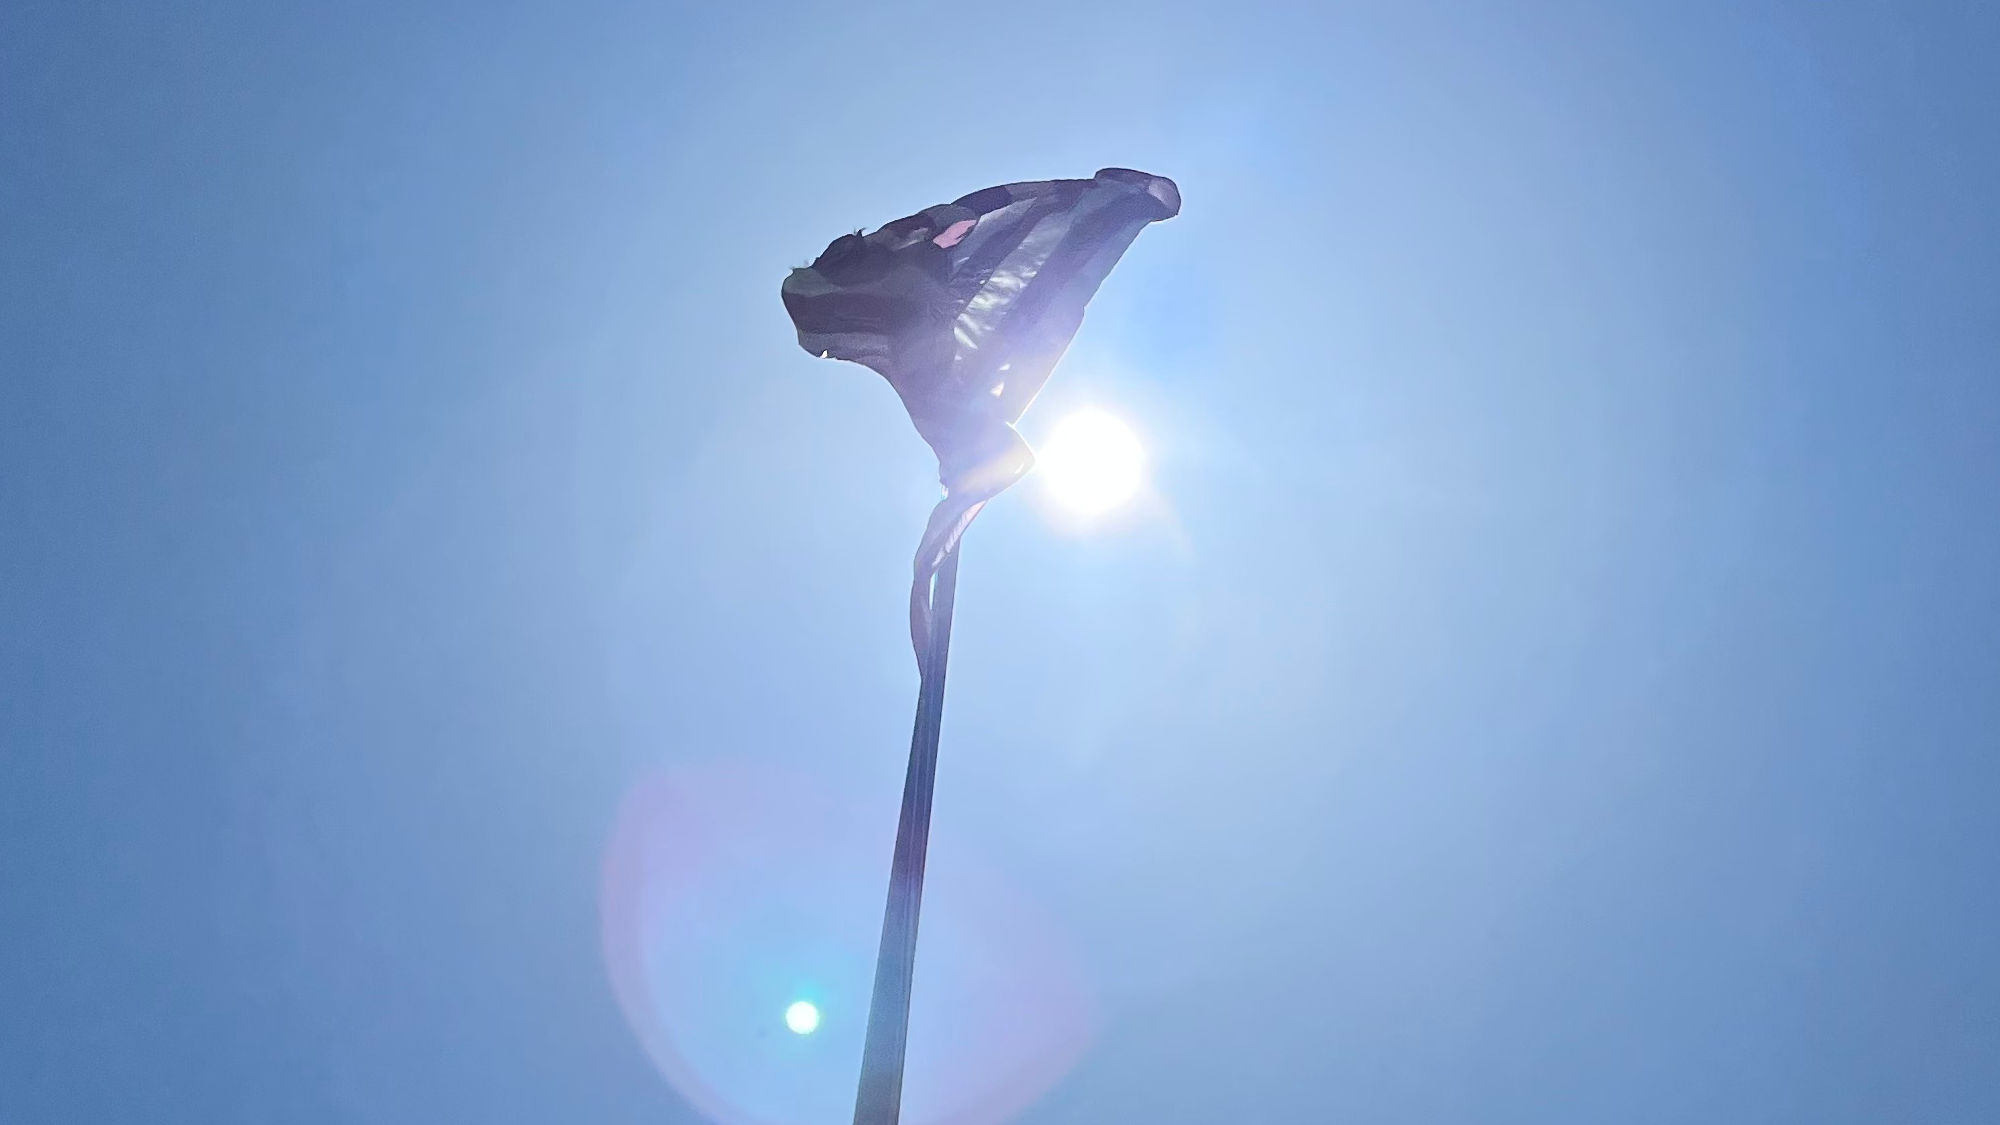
[4,1,1997,1121]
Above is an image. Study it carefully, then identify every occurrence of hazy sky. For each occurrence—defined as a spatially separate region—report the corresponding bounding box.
[5,1,1997,1122]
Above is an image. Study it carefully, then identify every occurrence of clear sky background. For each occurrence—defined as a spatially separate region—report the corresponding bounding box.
[4,1,1997,1122]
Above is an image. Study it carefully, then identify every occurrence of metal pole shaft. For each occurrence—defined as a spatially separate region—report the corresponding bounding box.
[852,545,961,1125]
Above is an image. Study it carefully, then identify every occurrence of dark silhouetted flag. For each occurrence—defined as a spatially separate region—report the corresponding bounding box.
[782,168,1180,649]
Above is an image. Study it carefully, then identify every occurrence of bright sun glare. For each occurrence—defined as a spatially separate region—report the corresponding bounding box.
[784,1000,820,1036]
[1037,408,1146,515]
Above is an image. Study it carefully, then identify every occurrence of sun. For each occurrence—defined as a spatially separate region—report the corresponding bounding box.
[784,1000,821,1036]
[1036,408,1146,515]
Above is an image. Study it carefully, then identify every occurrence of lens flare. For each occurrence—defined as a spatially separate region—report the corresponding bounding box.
[784,1001,820,1035]
[601,762,1097,1125]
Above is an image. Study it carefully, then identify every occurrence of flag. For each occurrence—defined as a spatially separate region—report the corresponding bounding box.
[782,167,1180,650]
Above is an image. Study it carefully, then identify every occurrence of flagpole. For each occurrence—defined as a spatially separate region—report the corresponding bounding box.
[852,543,962,1125]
